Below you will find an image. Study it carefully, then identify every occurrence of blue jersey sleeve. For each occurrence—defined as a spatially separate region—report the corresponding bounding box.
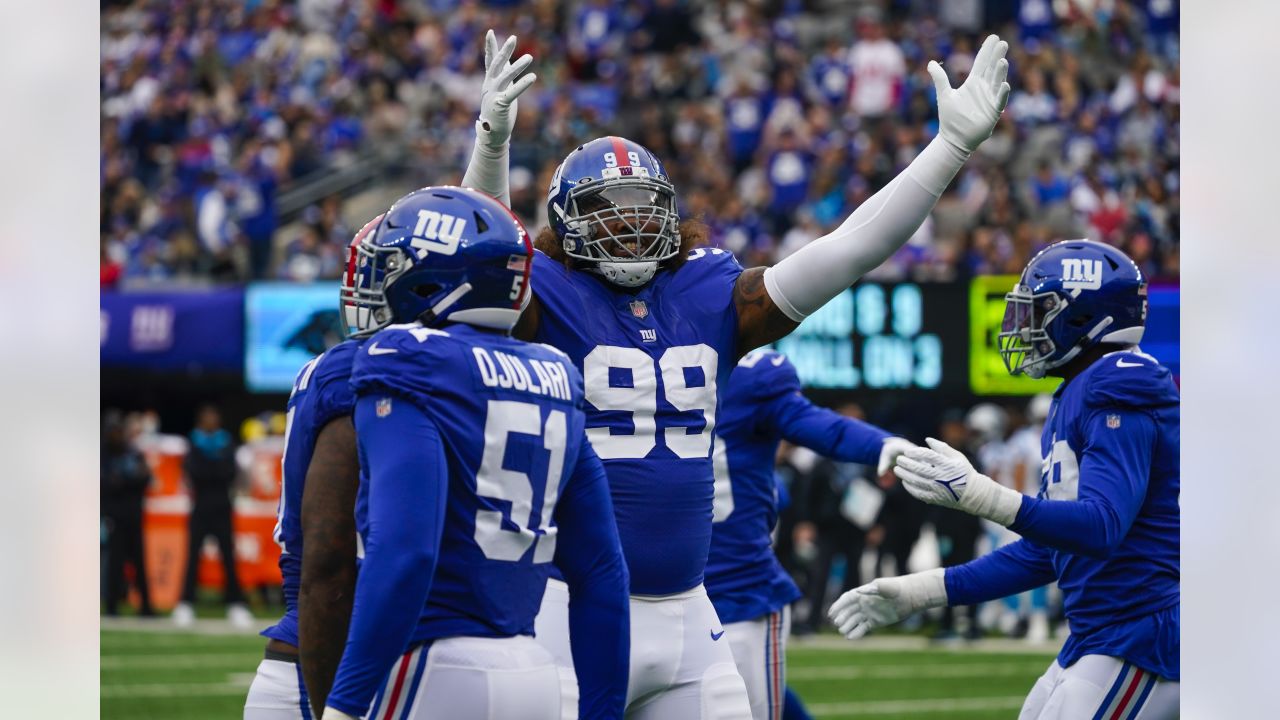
[1010,407,1157,558]
[309,342,360,427]
[768,393,890,465]
[551,441,629,720]
[944,538,1057,606]
[326,396,449,717]
[746,352,891,463]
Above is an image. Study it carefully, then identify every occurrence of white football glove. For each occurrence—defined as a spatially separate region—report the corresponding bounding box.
[893,437,1022,525]
[476,29,536,148]
[876,437,916,477]
[321,708,358,720]
[828,568,947,640]
[930,34,1011,155]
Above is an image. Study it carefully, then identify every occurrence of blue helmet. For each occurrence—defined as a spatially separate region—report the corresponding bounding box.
[999,239,1148,378]
[341,186,532,337]
[546,136,680,287]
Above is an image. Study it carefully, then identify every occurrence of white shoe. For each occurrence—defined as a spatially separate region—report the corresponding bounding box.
[227,603,254,630]
[172,601,195,628]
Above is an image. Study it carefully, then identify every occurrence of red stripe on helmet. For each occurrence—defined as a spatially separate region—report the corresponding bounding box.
[609,136,631,166]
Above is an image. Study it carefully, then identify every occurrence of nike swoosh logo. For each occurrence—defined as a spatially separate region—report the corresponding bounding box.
[367,342,397,355]
[710,629,725,641]
[1115,359,1144,368]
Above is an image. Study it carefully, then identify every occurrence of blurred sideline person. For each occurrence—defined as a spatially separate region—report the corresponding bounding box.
[1007,395,1055,642]
[102,411,154,617]
[244,218,383,718]
[462,29,1012,716]
[832,240,1179,719]
[173,404,252,629]
[322,187,629,720]
[709,350,911,719]
[927,411,983,641]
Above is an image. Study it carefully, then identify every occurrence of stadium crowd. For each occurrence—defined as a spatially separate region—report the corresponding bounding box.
[101,0,1179,287]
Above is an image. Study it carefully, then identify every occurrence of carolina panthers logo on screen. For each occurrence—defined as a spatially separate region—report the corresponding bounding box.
[1060,258,1103,294]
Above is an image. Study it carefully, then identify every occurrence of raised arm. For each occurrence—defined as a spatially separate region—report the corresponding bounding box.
[324,397,449,719]
[460,30,537,206]
[736,35,1011,352]
[551,441,630,720]
[298,416,359,711]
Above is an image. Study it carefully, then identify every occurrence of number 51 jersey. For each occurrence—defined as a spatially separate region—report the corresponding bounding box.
[349,322,590,640]
[530,248,744,595]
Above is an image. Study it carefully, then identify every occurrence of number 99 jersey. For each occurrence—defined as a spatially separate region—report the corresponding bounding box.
[349,322,589,640]
[530,247,744,595]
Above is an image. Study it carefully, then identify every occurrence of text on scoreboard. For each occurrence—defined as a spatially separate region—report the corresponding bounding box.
[774,282,968,391]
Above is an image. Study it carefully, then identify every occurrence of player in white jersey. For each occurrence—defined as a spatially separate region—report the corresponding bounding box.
[464,28,1013,719]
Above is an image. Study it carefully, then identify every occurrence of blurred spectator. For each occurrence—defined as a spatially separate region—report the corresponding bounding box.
[102,411,154,617]
[931,410,984,641]
[173,405,252,629]
[790,403,877,635]
[101,0,1181,285]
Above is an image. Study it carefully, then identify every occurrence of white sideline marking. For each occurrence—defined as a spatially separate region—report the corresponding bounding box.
[807,695,1026,716]
[789,661,1045,681]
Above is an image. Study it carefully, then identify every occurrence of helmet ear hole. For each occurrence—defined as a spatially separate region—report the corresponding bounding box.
[1067,313,1093,328]
[412,283,441,299]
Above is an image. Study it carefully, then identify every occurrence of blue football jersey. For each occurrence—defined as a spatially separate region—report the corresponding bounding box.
[948,348,1180,679]
[530,248,743,595]
[261,339,361,647]
[349,322,588,641]
[707,350,889,624]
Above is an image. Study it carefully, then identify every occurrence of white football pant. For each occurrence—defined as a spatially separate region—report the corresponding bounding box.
[244,658,313,720]
[1019,655,1179,720]
[535,579,752,719]
[363,636,561,720]
[723,607,789,720]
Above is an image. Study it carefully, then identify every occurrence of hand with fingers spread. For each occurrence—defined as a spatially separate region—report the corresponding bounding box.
[930,34,1011,155]
[477,29,537,148]
[463,29,537,205]
[893,437,1023,525]
[828,569,947,640]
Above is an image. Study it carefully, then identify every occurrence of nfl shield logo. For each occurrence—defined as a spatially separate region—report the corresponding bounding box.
[376,397,393,418]
[630,300,649,319]
[1106,414,1121,429]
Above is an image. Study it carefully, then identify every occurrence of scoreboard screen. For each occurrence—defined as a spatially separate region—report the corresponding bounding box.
[774,282,969,392]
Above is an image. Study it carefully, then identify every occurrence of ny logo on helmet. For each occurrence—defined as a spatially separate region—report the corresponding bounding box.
[1060,258,1102,294]
[410,210,465,259]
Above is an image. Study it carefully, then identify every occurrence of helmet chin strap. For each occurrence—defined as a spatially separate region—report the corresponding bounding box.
[591,261,658,288]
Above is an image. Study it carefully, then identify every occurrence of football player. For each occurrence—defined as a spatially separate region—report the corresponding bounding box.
[322,187,629,720]
[463,29,1011,719]
[829,240,1179,719]
[244,217,384,719]
[708,349,913,720]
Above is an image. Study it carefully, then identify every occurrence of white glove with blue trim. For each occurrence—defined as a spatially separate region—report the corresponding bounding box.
[322,707,358,720]
[893,437,1022,525]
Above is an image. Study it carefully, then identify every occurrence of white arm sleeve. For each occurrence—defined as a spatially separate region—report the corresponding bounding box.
[762,137,970,321]
[460,123,511,207]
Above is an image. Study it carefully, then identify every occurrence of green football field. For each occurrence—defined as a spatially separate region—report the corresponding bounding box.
[102,622,1057,719]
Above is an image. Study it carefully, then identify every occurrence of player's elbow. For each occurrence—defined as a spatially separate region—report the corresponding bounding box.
[564,548,630,603]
